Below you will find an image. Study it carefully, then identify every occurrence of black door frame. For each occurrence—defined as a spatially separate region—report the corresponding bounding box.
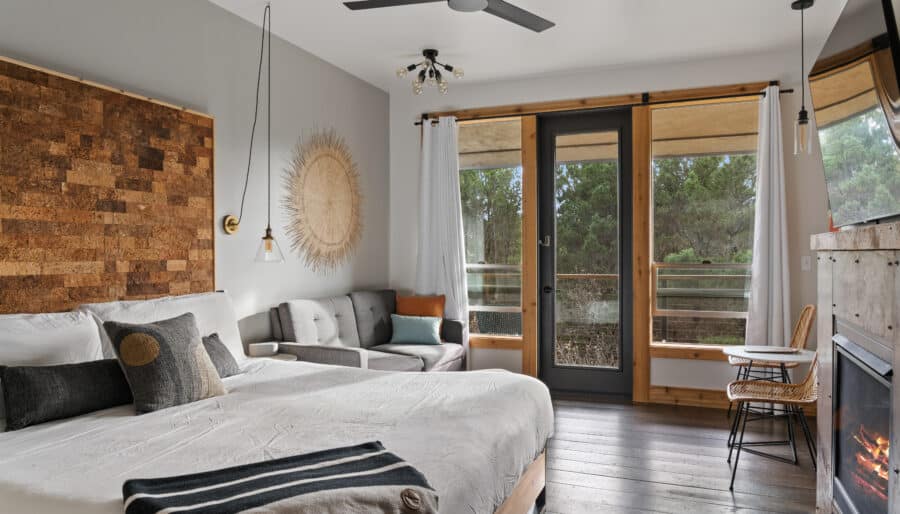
[537,107,634,396]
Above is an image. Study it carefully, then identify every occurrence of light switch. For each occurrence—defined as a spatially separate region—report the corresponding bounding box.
[801,255,812,272]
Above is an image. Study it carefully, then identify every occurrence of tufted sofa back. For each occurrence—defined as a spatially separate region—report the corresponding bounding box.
[278,296,361,348]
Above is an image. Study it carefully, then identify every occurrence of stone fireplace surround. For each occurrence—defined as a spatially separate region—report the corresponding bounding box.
[813,222,900,512]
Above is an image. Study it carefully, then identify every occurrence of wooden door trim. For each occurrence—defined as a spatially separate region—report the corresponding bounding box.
[521,116,539,377]
[632,105,652,404]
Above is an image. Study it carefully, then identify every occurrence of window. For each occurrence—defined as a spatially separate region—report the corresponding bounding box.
[458,118,523,336]
[651,99,759,345]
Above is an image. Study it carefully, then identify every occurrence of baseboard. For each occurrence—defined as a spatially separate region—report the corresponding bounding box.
[648,385,730,409]
[647,385,818,417]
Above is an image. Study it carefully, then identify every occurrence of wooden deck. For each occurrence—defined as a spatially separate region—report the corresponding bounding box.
[545,399,816,513]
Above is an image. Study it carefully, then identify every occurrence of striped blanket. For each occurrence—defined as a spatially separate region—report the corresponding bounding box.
[122,441,438,514]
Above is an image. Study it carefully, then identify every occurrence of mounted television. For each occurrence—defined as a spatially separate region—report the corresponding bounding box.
[810,0,900,227]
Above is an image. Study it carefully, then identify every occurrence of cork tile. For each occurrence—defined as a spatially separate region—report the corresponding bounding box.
[0,57,214,313]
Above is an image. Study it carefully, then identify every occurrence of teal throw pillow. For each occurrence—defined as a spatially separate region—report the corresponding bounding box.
[389,314,442,345]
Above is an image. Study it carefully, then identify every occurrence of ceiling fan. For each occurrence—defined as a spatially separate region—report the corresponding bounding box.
[343,0,555,33]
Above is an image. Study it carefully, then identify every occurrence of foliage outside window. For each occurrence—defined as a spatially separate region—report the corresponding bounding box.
[651,99,759,346]
[458,119,523,336]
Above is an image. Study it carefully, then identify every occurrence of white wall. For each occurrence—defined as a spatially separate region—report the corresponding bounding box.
[388,42,836,381]
[0,0,390,341]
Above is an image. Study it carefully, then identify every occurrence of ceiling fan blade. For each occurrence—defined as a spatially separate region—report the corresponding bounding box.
[344,0,444,10]
[483,0,554,32]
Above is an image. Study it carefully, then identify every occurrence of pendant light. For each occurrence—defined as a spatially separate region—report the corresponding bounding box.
[222,4,284,263]
[792,0,815,155]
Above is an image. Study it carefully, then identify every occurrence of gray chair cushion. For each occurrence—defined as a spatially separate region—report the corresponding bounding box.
[349,290,396,348]
[104,313,225,413]
[370,343,465,371]
[365,349,424,372]
[278,296,361,348]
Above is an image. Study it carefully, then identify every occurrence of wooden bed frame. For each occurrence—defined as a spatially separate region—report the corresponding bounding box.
[495,452,546,514]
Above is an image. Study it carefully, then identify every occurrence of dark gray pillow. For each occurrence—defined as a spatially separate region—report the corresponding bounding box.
[104,313,225,413]
[202,333,240,378]
[1,359,132,431]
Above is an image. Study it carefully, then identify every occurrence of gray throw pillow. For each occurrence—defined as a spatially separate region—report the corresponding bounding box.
[202,333,241,378]
[104,313,225,413]
[1,359,133,431]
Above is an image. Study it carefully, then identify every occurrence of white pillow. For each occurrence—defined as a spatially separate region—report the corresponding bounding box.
[78,292,246,363]
[0,311,105,420]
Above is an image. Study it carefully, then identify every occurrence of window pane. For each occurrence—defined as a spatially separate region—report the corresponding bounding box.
[651,100,758,345]
[459,119,522,336]
[553,131,621,369]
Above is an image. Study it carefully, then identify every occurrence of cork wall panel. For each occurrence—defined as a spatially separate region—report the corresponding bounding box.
[0,57,214,313]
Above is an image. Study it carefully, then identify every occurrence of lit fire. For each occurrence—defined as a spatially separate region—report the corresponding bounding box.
[852,425,890,501]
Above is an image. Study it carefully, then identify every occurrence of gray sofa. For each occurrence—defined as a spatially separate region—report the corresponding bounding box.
[274,290,466,372]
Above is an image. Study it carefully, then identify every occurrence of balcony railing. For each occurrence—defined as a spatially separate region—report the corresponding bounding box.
[466,262,751,343]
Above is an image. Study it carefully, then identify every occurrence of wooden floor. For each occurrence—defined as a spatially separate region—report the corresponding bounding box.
[544,398,817,514]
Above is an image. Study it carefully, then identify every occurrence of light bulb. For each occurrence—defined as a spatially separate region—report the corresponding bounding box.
[453,67,464,79]
[794,108,812,155]
[439,83,449,95]
[412,81,424,95]
[396,67,408,78]
[255,227,284,263]
[426,77,437,87]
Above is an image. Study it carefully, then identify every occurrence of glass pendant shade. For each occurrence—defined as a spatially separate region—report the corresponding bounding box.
[255,227,284,263]
[794,108,812,155]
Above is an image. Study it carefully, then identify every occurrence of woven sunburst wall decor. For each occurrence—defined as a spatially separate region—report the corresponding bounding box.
[283,130,362,271]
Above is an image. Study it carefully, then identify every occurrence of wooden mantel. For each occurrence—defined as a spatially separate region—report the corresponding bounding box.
[811,221,900,251]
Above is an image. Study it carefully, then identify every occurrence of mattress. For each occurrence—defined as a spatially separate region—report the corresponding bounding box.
[0,360,554,513]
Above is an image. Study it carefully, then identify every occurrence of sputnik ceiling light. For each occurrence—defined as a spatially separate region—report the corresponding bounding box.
[792,0,815,155]
[397,49,463,95]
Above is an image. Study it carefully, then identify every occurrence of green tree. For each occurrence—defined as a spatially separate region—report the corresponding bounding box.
[459,167,522,265]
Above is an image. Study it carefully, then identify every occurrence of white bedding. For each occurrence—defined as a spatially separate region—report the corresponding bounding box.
[0,360,553,514]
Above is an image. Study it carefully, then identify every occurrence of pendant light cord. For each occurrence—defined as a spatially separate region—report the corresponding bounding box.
[267,3,272,231]
[236,4,271,225]
[800,7,806,110]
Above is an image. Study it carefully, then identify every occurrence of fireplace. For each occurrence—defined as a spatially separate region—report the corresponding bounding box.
[833,334,893,514]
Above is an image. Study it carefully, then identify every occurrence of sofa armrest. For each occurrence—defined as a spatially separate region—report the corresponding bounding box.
[278,343,368,368]
[441,319,465,344]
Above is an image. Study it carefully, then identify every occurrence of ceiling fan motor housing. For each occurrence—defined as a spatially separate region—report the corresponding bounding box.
[448,0,488,12]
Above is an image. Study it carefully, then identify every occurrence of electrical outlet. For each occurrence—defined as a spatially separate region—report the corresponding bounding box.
[801,255,812,272]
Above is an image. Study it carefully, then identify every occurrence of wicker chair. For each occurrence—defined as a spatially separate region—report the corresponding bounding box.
[726,304,816,418]
[726,356,818,490]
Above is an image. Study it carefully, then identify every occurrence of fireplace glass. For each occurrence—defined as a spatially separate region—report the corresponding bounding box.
[834,346,891,514]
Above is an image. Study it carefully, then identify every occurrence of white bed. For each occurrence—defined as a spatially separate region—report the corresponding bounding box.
[0,358,554,514]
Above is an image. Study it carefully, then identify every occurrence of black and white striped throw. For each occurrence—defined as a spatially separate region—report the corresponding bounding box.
[122,441,438,514]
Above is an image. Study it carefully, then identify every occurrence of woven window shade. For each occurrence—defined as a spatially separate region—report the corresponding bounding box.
[652,99,759,158]
[811,59,879,129]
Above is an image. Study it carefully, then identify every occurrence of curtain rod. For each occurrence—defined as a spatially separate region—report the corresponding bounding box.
[414,86,794,126]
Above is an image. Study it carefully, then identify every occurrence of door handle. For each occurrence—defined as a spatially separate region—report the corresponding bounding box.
[539,235,552,247]
[543,286,554,294]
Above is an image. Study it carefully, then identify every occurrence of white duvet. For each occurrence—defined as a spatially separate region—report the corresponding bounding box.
[0,360,553,514]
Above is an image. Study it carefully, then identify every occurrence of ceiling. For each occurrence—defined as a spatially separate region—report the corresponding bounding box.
[209,0,844,92]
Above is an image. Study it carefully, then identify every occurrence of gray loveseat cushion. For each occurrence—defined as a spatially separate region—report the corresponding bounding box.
[349,290,395,348]
[278,297,361,347]
[370,343,465,371]
[366,350,424,371]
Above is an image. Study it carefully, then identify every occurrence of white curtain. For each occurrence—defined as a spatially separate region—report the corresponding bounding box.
[416,117,469,341]
[746,85,792,347]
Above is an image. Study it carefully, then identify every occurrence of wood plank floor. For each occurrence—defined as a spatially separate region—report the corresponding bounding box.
[544,398,817,514]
